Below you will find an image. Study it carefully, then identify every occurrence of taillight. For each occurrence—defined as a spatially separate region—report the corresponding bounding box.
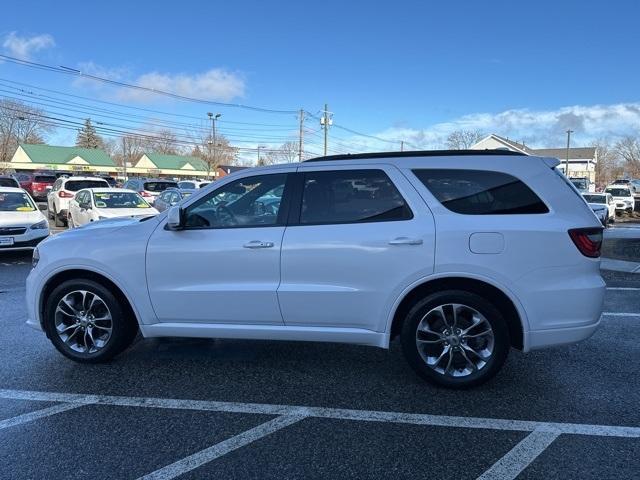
[568,228,603,258]
[58,190,74,198]
[140,191,152,197]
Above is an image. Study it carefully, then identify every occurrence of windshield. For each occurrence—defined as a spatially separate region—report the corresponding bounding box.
[34,175,56,183]
[605,188,631,197]
[144,181,178,192]
[0,192,36,212]
[93,192,150,209]
[583,194,605,204]
[0,178,18,187]
[178,181,196,189]
[65,180,109,191]
[571,179,588,189]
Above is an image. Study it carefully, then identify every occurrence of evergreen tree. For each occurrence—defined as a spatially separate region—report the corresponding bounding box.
[76,118,104,149]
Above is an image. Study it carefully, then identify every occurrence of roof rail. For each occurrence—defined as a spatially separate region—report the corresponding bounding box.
[304,149,526,162]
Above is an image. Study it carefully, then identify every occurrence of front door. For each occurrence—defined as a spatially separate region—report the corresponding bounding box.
[146,171,293,325]
[278,166,436,332]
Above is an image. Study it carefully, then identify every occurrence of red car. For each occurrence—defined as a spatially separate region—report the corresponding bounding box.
[15,172,57,201]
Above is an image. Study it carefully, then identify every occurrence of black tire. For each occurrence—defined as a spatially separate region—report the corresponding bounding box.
[43,279,138,363]
[400,290,510,389]
[47,206,53,220]
[54,206,64,227]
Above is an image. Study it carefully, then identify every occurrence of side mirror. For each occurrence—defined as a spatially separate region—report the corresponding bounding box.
[80,202,91,210]
[166,205,184,230]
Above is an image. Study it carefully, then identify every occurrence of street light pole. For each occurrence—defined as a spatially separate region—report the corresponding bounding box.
[565,129,573,178]
[207,112,221,179]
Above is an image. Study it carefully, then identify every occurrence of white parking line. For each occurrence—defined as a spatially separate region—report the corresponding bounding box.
[606,287,640,291]
[602,312,640,317]
[137,415,306,480]
[1,388,639,438]
[476,429,560,480]
[0,402,87,430]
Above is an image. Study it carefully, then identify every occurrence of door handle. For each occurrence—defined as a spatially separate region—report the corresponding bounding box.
[388,237,423,246]
[243,240,275,249]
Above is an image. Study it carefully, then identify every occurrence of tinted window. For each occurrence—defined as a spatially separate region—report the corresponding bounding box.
[184,174,286,228]
[64,180,109,191]
[93,192,149,208]
[605,188,631,197]
[34,175,56,183]
[144,181,178,192]
[583,194,605,204]
[178,181,196,189]
[413,169,548,215]
[0,178,19,187]
[300,169,412,224]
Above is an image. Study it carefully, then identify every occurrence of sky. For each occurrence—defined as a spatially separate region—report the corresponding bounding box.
[1,0,639,161]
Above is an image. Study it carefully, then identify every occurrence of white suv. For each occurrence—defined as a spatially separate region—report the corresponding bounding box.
[47,176,110,227]
[26,151,605,388]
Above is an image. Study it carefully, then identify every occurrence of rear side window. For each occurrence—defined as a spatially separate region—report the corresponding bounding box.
[413,169,548,215]
[300,169,412,224]
[144,181,178,192]
[64,180,109,191]
[0,178,19,187]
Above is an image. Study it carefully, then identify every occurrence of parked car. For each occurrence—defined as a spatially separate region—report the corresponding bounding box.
[178,180,211,189]
[569,177,594,193]
[0,187,49,251]
[97,175,118,187]
[26,151,605,389]
[17,172,57,200]
[604,185,635,214]
[67,188,158,228]
[0,175,20,188]
[582,193,615,226]
[153,188,195,212]
[122,178,179,200]
[47,176,110,227]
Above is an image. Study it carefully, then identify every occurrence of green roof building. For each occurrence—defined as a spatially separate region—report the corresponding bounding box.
[10,144,116,173]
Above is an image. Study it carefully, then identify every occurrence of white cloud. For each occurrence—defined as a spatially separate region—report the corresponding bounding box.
[356,103,640,151]
[70,62,245,103]
[2,32,55,59]
[117,69,245,103]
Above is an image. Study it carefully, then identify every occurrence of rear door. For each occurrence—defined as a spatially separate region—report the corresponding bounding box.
[278,165,435,332]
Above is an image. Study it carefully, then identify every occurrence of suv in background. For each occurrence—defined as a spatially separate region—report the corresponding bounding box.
[177,180,211,189]
[123,178,178,199]
[47,176,110,226]
[0,175,20,188]
[16,172,57,200]
[604,185,635,215]
[27,151,605,388]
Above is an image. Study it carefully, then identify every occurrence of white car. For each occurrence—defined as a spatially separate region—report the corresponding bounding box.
[26,151,605,388]
[67,188,159,228]
[604,185,635,214]
[582,193,615,226]
[178,180,211,189]
[0,187,49,251]
[47,176,110,227]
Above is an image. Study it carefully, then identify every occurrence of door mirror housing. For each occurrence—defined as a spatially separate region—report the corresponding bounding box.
[80,202,91,210]
[166,205,184,230]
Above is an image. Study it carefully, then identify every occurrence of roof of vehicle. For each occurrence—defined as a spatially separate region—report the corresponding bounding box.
[81,188,138,194]
[303,149,526,162]
[130,178,178,183]
[0,186,27,193]
[582,192,606,196]
[61,176,111,182]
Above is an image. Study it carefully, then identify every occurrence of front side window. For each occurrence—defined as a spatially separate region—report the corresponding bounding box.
[413,169,548,215]
[299,169,412,225]
[184,174,287,228]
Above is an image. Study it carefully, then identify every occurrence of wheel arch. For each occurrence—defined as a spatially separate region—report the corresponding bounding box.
[388,275,526,350]
[39,268,140,334]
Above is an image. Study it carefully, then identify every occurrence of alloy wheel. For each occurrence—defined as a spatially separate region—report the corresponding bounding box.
[54,290,113,354]
[415,303,495,377]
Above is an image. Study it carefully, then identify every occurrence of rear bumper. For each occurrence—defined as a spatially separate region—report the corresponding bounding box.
[525,317,601,351]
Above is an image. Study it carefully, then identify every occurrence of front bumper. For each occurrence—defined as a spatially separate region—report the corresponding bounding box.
[0,232,48,251]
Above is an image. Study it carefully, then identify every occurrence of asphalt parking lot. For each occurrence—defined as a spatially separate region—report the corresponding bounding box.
[0,223,639,479]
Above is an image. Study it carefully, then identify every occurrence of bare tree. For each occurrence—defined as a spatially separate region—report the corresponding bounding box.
[274,141,299,163]
[189,131,238,179]
[0,99,53,169]
[594,139,622,188]
[145,129,180,155]
[615,136,640,178]
[445,130,485,150]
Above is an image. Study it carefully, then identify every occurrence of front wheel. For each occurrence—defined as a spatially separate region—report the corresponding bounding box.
[43,279,137,363]
[400,290,510,389]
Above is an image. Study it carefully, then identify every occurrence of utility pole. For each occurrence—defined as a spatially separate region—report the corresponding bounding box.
[298,109,305,162]
[257,145,263,165]
[565,129,573,178]
[400,141,404,152]
[207,112,221,179]
[320,103,332,156]
[121,136,128,180]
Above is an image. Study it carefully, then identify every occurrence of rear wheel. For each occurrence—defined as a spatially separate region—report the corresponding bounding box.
[43,279,138,363]
[53,206,64,227]
[401,290,510,389]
